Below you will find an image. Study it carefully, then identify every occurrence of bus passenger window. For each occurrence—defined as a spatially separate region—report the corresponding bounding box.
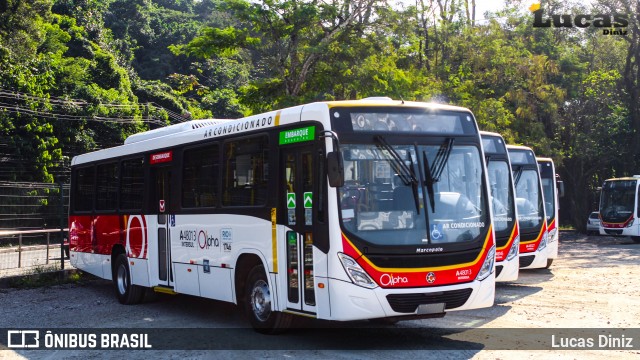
[120,158,144,211]
[223,136,269,206]
[96,162,118,211]
[182,145,219,208]
[74,166,95,212]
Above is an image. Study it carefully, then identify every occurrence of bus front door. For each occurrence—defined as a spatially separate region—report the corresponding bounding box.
[281,145,317,314]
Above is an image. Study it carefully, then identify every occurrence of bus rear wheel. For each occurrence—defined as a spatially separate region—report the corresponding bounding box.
[114,254,144,305]
[244,264,293,334]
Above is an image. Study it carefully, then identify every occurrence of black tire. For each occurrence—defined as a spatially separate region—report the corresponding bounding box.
[113,254,144,305]
[545,258,554,269]
[244,265,293,334]
[631,236,640,244]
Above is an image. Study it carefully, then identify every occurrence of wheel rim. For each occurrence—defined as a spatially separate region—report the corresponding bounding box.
[250,279,271,322]
[117,263,128,295]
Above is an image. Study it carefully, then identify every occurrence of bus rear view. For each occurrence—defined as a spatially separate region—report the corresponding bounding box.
[507,145,548,269]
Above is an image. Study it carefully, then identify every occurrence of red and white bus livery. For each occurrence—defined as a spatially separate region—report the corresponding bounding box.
[69,99,496,332]
[537,157,563,268]
[599,176,640,243]
[481,132,519,281]
[506,145,548,269]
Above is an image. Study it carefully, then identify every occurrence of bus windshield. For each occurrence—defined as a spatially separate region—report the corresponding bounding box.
[514,168,544,231]
[539,163,556,222]
[600,180,636,223]
[338,142,487,246]
[487,160,516,236]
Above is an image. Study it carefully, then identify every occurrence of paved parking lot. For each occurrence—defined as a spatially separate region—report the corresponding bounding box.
[1,231,638,359]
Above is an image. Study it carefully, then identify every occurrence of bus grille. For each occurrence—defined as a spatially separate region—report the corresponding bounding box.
[495,265,503,278]
[604,229,623,235]
[519,255,534,268]
[386,288,473,313]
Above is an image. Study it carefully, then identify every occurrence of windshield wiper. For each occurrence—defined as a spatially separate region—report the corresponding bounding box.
[420,138,454,212]
[374,135,420,213]
[422,150,435,213]
[431,138,454,181]
[513,167,523,186]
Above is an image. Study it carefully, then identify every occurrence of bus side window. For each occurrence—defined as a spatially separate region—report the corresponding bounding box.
[74,166,95,212]
[120,158,144,211]
[96,162,118,211]
[182,145,219,208]
[223,136,269,206]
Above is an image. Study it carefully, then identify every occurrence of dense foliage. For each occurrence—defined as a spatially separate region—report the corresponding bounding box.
[0,0,638,231]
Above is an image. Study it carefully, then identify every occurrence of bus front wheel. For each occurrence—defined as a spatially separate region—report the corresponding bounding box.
[631,236,640,243]
[114,254,144,305]
[244,264,293,334]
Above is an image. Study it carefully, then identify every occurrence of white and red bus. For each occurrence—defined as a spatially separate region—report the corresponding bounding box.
[537,157,563,268]
[506,145,548,269]
[481,132,519,281]
[599,176,640,243]
[69,98,496,333]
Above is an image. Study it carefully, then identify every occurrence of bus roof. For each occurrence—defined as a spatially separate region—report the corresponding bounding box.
[536,157,553,163]
[506,144,533,151]
[479,130,502,138]
[71,99,474,166]
[604,176,640,181]
[326,99,472,113]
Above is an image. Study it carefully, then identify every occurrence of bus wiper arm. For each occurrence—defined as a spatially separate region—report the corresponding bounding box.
[374,135,418,186]
[431,138,454,181]
[423,150,436,213]
[375,135,420,214]
[513,167,523,186]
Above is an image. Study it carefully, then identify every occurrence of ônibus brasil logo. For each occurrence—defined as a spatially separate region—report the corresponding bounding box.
[530,2,628,36]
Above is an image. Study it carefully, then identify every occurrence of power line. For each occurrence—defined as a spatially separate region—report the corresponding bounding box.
[0,89,188,123]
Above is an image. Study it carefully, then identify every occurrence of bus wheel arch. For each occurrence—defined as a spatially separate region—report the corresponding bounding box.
[235,254,292,333]
[113,252,144,305]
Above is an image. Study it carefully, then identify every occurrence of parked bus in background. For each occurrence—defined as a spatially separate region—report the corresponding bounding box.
[599,176,640,243]
[537,157,564,268]
[481,132,519,281]
[506,145,549,269]
[69,98,496,333]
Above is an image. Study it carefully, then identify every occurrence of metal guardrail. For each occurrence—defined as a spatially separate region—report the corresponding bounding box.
[0,228,69,272]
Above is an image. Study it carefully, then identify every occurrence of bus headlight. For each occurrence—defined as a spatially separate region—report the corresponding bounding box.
[626,219,634,228]
[506,235,519,261]
[338,253,378,289]
[538,231,548,251]
[548,228,558,242]
[476,245,495,281]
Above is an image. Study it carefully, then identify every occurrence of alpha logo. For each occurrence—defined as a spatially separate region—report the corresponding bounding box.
[530,2,628,35]
[379,273,409,286]
[426,272,436,284]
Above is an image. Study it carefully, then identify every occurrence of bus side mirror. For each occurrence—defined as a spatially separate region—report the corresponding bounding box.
[557,180,565,198]
[326,152,344,188]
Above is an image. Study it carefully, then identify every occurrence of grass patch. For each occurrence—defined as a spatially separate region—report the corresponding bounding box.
[7,265,88,288]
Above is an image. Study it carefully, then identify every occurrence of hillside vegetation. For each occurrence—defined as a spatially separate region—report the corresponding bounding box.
[1,0,638,231]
